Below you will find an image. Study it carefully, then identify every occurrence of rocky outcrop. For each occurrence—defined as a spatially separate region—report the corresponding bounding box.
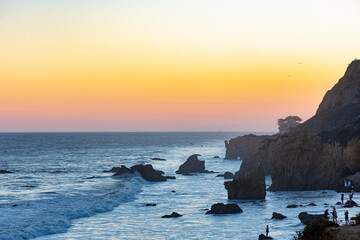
[150,158,166,161]
[110,164,175,182]
[348,172,360,191]
[298,212,326,225]
[176,154,213,175]
[223,172,234,179]
[344,200,358,208]
[258,234,273,240]
[269,131,346,191]
[205,203,243,214]
[298,60,360,134]
[0,170,13,174]
[271,212,287,220]
[224,134,271,159]
[224,166,266,200]
[161,212,182,218]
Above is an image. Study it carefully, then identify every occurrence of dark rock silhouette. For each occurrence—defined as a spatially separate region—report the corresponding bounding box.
[298,60,360,134]
[343,200,358,208]
[111,165,132,175]
[109,164,175,182]
[224,61,360,191]
[150,158,166,161]
[146,203,156,206]
[308,203,317,206]
[0,170,13,174]
[271,212,287,220]
[161,212,182,218]
[213,156,220,158]
[176,154,213,175]
[205,203,243,214]
[298,212,326,225]
[224,166,266,200]
[258,234,273,240]
[223,171,234,179]
[286,204,298,208]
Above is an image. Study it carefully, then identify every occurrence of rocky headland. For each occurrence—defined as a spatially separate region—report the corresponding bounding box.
[224,60,360,192]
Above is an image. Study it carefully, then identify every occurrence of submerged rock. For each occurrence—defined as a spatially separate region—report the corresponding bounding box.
[224,166,266,200]
[213,156,220,158]
[176,154,214,175]
[146,203,156,206]
[298,212,326,225]
[205,203,243,214]
[286,204,298,208]
[271,212,287,220]
[0,170,13,174]
[308,203,317,206]
[161,212,182,218]
[150,158,166,161]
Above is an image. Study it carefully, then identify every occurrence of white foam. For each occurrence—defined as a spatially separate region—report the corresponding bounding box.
[0,176,144,240]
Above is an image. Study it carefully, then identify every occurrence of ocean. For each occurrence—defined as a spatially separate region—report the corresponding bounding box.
[0,132,357,240]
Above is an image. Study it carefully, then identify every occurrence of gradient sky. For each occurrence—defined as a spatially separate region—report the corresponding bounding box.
[1,0,360,132]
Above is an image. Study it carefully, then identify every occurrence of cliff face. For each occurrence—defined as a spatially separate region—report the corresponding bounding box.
[239,135,281,175]
[298,60,360,134]
[269,132,345,191]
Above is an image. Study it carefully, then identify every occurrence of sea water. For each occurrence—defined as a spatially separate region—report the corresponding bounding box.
[0,132,358,240]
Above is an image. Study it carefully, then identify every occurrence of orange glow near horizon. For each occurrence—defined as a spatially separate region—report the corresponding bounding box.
[1,0,360,131]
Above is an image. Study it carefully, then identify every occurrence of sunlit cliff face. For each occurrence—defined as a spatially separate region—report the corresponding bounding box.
[1,0,360,132]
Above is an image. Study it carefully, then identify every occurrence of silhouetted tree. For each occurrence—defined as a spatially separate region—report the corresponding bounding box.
[278,116,302,134]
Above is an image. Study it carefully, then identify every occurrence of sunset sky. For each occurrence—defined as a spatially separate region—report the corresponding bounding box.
[1,0,359,132]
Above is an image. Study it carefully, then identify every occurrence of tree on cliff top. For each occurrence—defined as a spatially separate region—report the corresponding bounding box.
[278,116,302,134]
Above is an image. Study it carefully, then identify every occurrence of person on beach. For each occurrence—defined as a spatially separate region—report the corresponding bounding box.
[345,210,349,225]
[332,207,337,223]
[350,192,354,201]
[341,194,344,204]
[324,209,329,219]
[266,225,269,237]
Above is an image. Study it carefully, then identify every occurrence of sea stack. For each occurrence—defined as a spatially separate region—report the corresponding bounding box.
[224,166,266,200]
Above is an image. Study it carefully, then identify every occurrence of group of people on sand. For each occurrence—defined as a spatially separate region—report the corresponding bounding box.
[324,191,355,225]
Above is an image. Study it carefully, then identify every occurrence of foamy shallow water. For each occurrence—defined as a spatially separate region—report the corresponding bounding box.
[1,133,359,240]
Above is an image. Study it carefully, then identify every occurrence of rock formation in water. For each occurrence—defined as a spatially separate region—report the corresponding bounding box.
[224,134,270,160]
[205,203,243,214]
[224,166,266,200]
[161,212,182,218]
[109,164,175,182]
[0,170,13,174]
[176,154,213,175]
[298,212,327,225]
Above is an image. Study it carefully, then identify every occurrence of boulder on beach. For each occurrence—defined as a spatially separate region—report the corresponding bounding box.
[224,166,266,200]
[271,212,287,220]
[176,154,214,175]
[298,212,326,225]
[213,156,220,158]
[0,170,13,174]
[258,234,273,240]
[161,212,182,218]
[205,203,243,214]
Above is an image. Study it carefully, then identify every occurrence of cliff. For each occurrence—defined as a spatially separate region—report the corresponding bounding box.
[225,60,360,191]
[298,60,360,134]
